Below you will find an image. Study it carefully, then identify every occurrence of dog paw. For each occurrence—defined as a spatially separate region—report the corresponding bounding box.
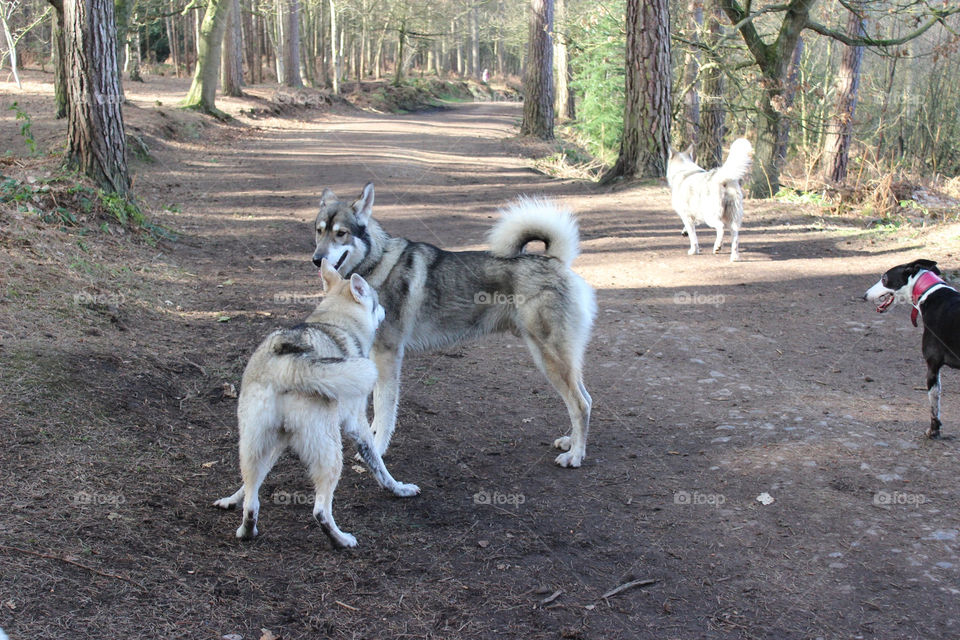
[554,451,583,468]
[213,497,238,510]
[713,247,721,254]
[926,427,942,439]
[553,436,572,451]
[331,532,358,549]
[392,482,421,498]
[730,253,740,262]
[688,248,700,255]
[236,523,258,540]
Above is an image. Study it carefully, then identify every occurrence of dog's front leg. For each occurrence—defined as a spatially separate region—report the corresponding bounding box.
[371,342,405,457]
[343,408,420,497]
[712,225,724,254]
[927,366,942,438]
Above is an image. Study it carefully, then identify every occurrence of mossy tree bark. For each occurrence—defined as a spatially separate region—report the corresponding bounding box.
[183,0,232,117]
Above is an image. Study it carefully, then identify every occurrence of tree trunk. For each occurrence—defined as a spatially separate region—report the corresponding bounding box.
[56,0,129,194]
[166,12,180,77]
[696,0,724,167]
[774,36,803,171]
[1,11,22,89]
[821,5,865,183]
[553,0,573,121]
[329,0,339,93]
[282,0,302,87]
[680,0,703,148]
[520,0,554,139]
[51,7,68,117]
[221,0,244,96]
[129,17,142,82]
[721,0,812,197]
[183,0,232,116]
[601,0,670,181]
[470,4,479,78]
[393,19,405,86]
[241,0,256,83]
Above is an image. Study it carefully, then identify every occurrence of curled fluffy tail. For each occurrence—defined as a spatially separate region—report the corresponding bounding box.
[714,138,753,184]
[266,348,378,400]
[488,196,581,267]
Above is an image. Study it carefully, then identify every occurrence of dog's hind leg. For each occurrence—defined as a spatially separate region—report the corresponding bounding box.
[235,438,283,540]
[926,364,943,438]
[712,225,724,254]
[522,334,592,468]
[302,435,356,549]
[370,343,405,457]
[343,409,420,498]
[729,222,741,262]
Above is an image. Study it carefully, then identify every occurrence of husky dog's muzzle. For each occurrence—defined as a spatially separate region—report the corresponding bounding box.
[313,246,350,271]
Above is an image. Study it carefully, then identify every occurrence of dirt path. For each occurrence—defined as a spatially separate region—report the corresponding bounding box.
[4,85,960,639]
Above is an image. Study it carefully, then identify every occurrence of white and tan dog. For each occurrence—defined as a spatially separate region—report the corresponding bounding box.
[214,260,419,548]
[667,138,753,261]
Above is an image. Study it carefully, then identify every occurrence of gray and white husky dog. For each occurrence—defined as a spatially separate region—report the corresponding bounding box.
[310,184,596,468]
[667,138,753,261]
[214,259,419,549]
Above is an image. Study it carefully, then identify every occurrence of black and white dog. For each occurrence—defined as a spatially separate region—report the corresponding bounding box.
[864,259,960,437]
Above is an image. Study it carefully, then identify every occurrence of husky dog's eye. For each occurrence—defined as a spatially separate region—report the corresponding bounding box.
[336,229,348,239]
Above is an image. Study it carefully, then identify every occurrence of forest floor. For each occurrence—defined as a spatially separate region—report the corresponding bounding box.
[3,70,960,639]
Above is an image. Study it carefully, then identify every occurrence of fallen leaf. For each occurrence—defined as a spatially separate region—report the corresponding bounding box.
[478,540,489,548]
[259,630,279,640]
[756,492,775,506]
[218,315,232,323]
[202,461,218,468]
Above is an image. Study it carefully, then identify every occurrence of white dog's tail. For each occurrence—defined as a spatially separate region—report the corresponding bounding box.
[267,345,379,400]
[714,138,753,184]
[488,197,580,267]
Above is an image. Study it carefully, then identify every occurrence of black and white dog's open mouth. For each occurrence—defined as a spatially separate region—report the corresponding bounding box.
[875,292,894,312]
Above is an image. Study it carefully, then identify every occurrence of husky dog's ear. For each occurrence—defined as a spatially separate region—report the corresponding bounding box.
[319,258,342,292]
[320,187,338,210]
[683,144,695,160]
[353,182,375,227]
[348,273,370,303]
[668,146,677,159]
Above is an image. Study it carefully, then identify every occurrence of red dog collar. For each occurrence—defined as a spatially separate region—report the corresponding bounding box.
[910,271,949,327]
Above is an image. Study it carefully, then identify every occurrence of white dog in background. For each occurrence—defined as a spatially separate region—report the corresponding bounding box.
[667,138,753,262]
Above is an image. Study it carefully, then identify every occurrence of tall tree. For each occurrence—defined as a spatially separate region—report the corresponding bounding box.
[601,0,670,182]
[680,0,704,148]
[329,0,339,93]
[282,0,302,87]
[520,0,554,139]
[553,0,574,121]
[0,1,23,89]
[720,0,960,197]
[821,5,865,183]
[183,0,232,116]
[48,0,129,194]
[221,0,244,96]
[696,0,725,167]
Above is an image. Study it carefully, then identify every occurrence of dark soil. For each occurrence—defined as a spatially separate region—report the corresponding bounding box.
[2,71,960,640]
